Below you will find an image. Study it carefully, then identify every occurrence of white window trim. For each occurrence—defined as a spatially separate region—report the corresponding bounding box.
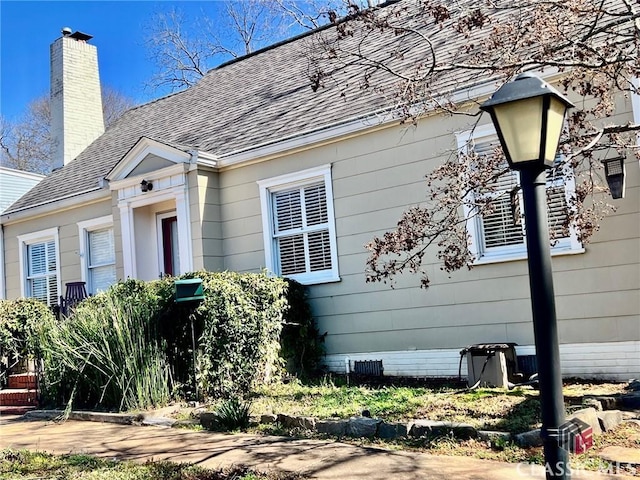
[258,164,340,285]
[77,215,115,294]
[456,125,584,265]
[17,227,61,301]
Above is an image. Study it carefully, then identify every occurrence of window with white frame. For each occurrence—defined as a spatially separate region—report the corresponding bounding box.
[459,127,583,263]
[258,165,340,285]
[18,228,60,306]
[78,216,116,294]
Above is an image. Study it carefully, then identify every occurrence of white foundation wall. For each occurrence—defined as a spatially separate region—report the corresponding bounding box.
[323,341,640,382]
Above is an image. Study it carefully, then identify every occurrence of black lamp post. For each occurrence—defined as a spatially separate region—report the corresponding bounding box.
[480,73,574,480]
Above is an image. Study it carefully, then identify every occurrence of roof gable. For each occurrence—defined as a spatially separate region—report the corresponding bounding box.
[106,137,192,182]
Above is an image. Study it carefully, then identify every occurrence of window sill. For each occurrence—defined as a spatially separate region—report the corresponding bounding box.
[474,246,585,266]
[286,272,341,286]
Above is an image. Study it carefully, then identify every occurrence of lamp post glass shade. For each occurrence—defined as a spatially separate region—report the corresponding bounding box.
[480,73,574,169]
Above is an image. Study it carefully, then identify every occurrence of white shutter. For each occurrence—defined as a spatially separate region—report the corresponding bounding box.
[28,243,46,275]
[473,139,571,253]
[47,275,58,306]
[547,186,569,238]
[474,140,524,250]
[26,239,58,305]
[278,234,306,275]
[89,228,114,265]
[31,278,48,303]
[482,196,524,248]
[308,230,332,271]
[304,183,328,226]
[88,228,116,293]
[274,190,302,232]
[273,181,332,277]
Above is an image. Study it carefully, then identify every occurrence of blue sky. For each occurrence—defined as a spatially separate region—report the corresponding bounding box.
[0,1,230,121]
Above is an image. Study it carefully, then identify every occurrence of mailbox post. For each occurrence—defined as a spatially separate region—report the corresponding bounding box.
[174,279,205,401]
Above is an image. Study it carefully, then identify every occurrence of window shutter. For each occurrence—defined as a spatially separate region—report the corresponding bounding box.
[89,228,114,265]
[47,240,57,272]
[47,275,58,306]
[273,181,332,277]
[547,186,569,238]
[482,195,525,248]
[28,243,46,275]
[30,278,47,303]
[278,234,306,275]
[26,239,58,305]
[304,183,328,226]
[474,140,524,249]
[274,190,302,232]
[308,230,332,271]
[88,228,116,293]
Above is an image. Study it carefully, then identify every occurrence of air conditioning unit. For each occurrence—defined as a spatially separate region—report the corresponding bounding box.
[460,343,519,388]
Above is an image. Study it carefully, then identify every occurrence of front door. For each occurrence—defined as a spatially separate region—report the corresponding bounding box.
[158,212,179,277]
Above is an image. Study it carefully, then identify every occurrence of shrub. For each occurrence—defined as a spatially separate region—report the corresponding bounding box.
[0,298,53,371]
[193,271,287,398]
[280,280,325,378]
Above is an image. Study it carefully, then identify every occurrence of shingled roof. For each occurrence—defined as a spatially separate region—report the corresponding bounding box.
[2,0,527,215]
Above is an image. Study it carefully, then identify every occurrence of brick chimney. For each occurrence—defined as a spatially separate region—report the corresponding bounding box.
[50,28,104,170]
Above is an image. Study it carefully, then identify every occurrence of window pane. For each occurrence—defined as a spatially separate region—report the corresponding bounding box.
[91,265,117,293]
[89,228,115,265]
[48,275,58,305]
[274,190,302,232]
[482,197,524,248]
[547,186,569,238]
[304,183,328,226]
[278,234,306,275]
[28,243,46,275]
[30,277,48,303]
[47,240,56,271]
[308,230,332,271]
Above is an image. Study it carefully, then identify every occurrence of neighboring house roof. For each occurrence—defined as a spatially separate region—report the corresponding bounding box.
[0,166,45,214]
[1,0,580,215]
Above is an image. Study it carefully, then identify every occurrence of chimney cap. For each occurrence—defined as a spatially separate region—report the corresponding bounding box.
[61,27,72,36]
[69,31,93,41]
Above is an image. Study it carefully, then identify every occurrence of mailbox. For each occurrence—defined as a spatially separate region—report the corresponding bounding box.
[174,278,204,303]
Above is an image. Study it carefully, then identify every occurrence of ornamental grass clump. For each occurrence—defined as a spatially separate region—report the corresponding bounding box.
[210,397,252,431]
[39,279,171,411]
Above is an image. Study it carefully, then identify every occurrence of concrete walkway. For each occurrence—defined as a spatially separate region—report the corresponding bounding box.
[0,415,635,480]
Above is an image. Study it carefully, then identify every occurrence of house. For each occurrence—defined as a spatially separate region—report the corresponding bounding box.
[0,167,45,300]
[1,2,638,380]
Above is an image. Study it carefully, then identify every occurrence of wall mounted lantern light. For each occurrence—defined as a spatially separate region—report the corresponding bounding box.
[140,179,153,192]
[602,157,626,199]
